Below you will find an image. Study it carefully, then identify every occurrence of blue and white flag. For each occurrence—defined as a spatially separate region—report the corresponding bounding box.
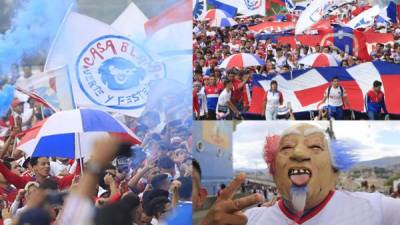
[285,0,296,12]
[238,0,266,16]
[208,0,238,17]
[193,0,207,19]
[347,5,381,29]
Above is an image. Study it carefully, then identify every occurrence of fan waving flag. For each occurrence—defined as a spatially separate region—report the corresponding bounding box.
[16,66,74,111]
[203,9,238,27]
[248,61,400,115]
[208,0,238,17]
[385,1,400,23]
[295,0,342,35]
[284,0,296,12]
[320,24,372,61]
[346,5,380,29]
[111,0,192,86]
[193,0,207,19]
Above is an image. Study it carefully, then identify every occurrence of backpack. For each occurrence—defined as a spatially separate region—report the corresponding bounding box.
[327,86,344,104]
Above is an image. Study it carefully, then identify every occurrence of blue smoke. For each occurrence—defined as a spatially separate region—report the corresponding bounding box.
[0,84,15,117]
[144,79,191,121]
[0,0,74,77]
[330,139,359,172]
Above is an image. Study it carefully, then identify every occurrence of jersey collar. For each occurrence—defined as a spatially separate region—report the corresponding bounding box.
[278,190,335,224]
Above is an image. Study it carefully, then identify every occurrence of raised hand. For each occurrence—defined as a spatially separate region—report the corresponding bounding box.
[198,173,264,225]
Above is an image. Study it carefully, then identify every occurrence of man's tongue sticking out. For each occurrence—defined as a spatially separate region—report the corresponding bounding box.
[290,174,311,186]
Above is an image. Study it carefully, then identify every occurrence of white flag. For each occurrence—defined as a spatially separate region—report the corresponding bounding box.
[237,0,266,16]
[45,12,164,117]
[111,2,148,43]
[295,0,341,35]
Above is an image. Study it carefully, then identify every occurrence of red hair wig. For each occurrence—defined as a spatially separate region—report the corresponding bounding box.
[263,135,281,175]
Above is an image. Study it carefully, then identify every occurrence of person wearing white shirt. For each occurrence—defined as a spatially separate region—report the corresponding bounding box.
[262,80,284,120]
[216,79,240,120]
[320,77,350,120]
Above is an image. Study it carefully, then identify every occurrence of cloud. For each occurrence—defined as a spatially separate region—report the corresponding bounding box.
[234,121,400,169]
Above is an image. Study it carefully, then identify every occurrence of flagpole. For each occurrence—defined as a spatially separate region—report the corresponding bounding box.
[76,132,84,174]
[40,104,45,120]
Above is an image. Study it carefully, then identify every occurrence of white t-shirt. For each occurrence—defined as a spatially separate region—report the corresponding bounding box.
[324,86,346,107]
[216,89,231,108]
[50,160,70,176]
[276,56,287,68]
[245,191,400,225]
[216,89,232,117]
[265,91,282,110]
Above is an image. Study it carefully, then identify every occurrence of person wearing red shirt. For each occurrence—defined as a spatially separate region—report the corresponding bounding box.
[365,80,389,120]
[0,157,80,190]
[227,70,251,113]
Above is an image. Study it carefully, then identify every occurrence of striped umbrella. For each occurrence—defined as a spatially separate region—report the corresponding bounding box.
[298,53,339,67]
[17,109,141,159]
[219,53,265,69]
[202,9,237,27]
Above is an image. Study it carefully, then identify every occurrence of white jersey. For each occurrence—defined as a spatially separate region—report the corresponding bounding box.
[265,91,283,110]
[324,86,346,107]
[216,89,232,118]
[216,89,231,108]
[245,191,400,225]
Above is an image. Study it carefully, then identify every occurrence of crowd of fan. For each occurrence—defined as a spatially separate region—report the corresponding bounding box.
[193,10,400,120]
[0,65,193,225]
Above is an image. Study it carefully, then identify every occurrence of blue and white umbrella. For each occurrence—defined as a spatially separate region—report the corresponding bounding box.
[18,109,141,159]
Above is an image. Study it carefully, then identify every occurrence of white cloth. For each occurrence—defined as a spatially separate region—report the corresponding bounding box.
[198,87,208,117]
[216,88,232,119]
[50,160,70,177]
[324,86,346,107]
[56,194,94,225]
[216,89,231,110]
[276,56,287,68]
[245,191,400,225]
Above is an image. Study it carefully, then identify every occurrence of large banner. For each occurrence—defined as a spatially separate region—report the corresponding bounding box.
[249,61,400,115]
[277,32,394,54]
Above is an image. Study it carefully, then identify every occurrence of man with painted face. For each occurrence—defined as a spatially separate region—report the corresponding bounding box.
[198,123,400,225]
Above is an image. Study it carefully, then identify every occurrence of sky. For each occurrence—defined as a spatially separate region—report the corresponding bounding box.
[233,121,400,170]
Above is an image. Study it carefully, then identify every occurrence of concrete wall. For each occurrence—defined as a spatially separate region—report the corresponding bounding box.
[193,121,234,196]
